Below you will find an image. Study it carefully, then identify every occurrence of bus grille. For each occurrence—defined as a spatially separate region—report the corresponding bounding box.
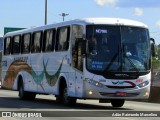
[99,92,140,97]
[106,85,135,89]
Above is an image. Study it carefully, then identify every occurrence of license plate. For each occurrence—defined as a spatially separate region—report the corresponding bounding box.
[116,92,127,96]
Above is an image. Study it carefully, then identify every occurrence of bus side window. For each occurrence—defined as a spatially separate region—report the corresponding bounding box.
[31,31,43,53]
[43,29,56,52]
[4,37,11,55]
[55,26,70,51]
[12,35,21,54]
[22,33,31,54]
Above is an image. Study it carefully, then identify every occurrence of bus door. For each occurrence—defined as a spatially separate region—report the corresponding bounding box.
[72,38,84,97]
[70,25,84,97]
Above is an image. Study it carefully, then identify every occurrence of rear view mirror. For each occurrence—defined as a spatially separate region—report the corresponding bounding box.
[81,40,87,55]
[150,38,156,57]
[75,38,87,55]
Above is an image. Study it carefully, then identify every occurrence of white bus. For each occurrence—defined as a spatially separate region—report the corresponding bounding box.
[1,18,155,107]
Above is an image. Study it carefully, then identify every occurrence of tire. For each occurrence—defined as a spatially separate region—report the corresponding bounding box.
[62,84,77,105]
[111,99,125,107]
[18,80,28,100]
[55,95,63,103]
[18,79,36,100]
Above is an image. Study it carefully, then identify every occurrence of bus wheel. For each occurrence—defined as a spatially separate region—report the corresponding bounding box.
[111,99,125,107]
[55,95,63,103]
[18,81,28,100]
[62,85,77,105]
[18,80,36,100]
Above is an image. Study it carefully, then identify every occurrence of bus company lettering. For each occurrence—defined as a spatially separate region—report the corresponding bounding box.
[112,81,136,86]
[1,60,7,67]
[96,29,107,34]
[112,81,124,85]
[14,57,28,62]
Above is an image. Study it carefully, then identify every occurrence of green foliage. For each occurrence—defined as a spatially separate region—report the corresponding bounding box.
[157,47,160,57]
[152,57,160,69]
[152,45,160,69]
[0,51,2,61]
[0,51,2,68]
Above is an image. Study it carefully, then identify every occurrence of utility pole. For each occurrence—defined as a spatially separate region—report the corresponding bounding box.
[59,13,69,21]
[45,0,47,25]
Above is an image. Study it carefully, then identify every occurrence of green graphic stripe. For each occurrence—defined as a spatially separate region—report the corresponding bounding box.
[30,60,45,85]
[43,58,64,86]
[3,58,64,89]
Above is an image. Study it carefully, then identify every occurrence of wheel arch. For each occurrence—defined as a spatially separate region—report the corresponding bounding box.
[57,75,68,95]
[58,77,66,95]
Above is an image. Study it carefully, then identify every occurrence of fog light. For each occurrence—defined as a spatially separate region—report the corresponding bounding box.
[96,83,99,86]
[89,91,93,95]
[144,91,149,96]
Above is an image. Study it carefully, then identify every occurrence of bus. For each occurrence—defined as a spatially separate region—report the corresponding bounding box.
[1,18,155,107]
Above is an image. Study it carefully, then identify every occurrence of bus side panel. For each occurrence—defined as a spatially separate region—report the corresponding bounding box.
[1,56,14,89]
[46,52,77,96]
[30,53,44,93]
[14,71,38,92]
[68,71,76,97]
[27,52,71,94]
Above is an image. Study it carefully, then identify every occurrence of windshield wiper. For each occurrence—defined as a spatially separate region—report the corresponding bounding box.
[104,52,119,72]
[124,55,140,73]
[123,45,140,76]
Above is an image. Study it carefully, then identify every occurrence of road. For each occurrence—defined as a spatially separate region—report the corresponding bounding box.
[0,89,160,120]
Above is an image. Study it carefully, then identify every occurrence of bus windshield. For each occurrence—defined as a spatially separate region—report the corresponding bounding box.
[86,25,150,77]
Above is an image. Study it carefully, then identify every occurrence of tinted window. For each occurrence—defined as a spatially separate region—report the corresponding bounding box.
[31,32,42,53]
[4,37,11,55]
[56,27,70,51]
[86,25,150,78]
[22,34,31,54]
[12,35,20,54]
[43,29,55,52]
[71,25,84,69]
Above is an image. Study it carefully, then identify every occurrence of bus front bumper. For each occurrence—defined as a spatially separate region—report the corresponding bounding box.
[82,81,150,99]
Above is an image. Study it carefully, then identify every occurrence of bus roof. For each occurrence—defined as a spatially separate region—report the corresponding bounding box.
[4,18,148,37]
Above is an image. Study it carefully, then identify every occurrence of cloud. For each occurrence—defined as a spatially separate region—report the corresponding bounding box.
[156,20,160,26]
[134,8,143,16]
[118,0,160,8]
[94,0,160,8]
[95,0,118,7]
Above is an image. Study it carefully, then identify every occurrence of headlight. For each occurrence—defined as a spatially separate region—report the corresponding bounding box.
[137,81,149,88]
[85,78,105,88]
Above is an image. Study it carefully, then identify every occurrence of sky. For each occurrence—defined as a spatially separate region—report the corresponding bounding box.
[0,0,160,44]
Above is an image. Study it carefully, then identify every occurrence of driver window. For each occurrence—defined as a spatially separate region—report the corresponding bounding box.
[88,35,97,53]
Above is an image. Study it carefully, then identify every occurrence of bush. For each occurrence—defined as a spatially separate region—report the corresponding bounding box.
[152,57,160,69]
